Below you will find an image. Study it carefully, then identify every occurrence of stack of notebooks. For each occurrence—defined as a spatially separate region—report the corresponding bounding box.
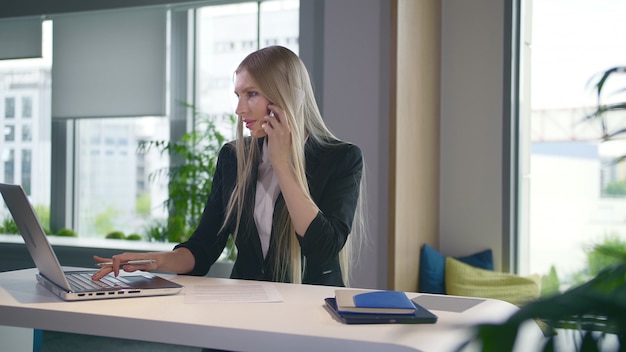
[324,289,438,324]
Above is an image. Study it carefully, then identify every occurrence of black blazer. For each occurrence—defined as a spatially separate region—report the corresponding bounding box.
[175,137,363,286]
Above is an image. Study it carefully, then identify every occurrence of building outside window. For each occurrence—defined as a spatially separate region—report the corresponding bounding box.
[4,97,15,118]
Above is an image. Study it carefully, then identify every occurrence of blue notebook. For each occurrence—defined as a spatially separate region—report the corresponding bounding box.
[334,289,416,314]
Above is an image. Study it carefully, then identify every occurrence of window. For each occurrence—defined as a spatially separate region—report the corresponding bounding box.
[21,124,32,142]
[4,97,15,118]
[0,20,52,220]
[22,96,32,118]
[518,0,626,289]
[67,0,299,242]
[0,1,299,245]
[21,149,31,194]
[75,117,169,238]
[195,0,299,123]
[4,125,15,142]
[3,149,15,184]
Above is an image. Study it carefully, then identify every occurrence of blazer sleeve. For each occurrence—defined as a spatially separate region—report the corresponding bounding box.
[297,143,363,265]
[174,143,236,276]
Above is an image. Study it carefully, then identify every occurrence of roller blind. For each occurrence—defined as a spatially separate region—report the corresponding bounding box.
[52,7,166,119]
[0,18,42,60]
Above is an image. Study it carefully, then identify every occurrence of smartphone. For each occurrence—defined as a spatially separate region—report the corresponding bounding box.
[268,105,278,121]
[96,259,156,267]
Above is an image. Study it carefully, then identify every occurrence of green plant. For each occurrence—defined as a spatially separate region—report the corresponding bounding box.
[126,233,143,241]
[105,231,126,240]
[0,217,19,234]
[584,66,626,140]
[461,256,626,351]
[144,220,169,243]
[55,228,78,237]
[139,103,235,255]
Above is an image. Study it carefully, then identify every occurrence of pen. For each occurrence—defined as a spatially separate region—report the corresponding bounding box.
[96,259,156,267]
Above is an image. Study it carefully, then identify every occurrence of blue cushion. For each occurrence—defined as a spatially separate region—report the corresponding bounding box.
[418,244,447,294]
[458,248,493,271]
[418,244,494,294]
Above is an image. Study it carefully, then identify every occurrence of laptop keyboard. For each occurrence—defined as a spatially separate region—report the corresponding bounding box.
[67,273,131,291]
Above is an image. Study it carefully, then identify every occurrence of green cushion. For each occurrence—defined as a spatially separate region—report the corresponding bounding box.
[445,257,541,307]
[418,244,494,294]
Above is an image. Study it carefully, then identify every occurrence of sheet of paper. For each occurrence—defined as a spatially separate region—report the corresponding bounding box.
[184,283,284,304]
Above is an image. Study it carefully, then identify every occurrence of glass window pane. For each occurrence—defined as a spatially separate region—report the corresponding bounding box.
[22,124,32,141]
[4,97,15,118]
[196,2,259,124]
[195,0,299,139]
[22,96,32,118]
[75,117,170,239]
[0,20,51,223]
[259,0,299,53]
[21,149,31,194]
[520,0,626,290]
[4,125,15,141]
[3,149,15,183]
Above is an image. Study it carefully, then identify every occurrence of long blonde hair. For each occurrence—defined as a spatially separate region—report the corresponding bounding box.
[223,46,365,285]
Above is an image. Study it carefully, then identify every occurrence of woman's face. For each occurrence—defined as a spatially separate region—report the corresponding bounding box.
[234,69,270,138]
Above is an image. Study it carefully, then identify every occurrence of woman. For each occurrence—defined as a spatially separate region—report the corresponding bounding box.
[93,46,364,287]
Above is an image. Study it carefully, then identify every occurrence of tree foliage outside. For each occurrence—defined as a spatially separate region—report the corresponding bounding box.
[603,180,626,197]
[94,205,121,237]
[135,193,152,216]
[33,205,50,231]
[540,265,560,297]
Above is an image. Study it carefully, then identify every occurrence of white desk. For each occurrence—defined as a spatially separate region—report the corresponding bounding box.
[0,268,533,352]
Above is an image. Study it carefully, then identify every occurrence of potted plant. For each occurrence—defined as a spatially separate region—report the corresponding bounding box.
[139,103,237,261]
[461,244,626,351]
[462,66,626,351]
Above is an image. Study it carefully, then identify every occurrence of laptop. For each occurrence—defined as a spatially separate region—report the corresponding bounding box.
[0,183,183,301]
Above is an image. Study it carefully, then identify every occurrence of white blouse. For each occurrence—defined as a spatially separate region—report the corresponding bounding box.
[253,140,281,258]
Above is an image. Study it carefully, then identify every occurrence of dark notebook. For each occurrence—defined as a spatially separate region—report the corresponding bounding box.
[324,297,438,324]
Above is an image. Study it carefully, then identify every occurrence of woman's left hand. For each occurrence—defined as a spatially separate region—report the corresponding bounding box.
[263,104,292,167]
